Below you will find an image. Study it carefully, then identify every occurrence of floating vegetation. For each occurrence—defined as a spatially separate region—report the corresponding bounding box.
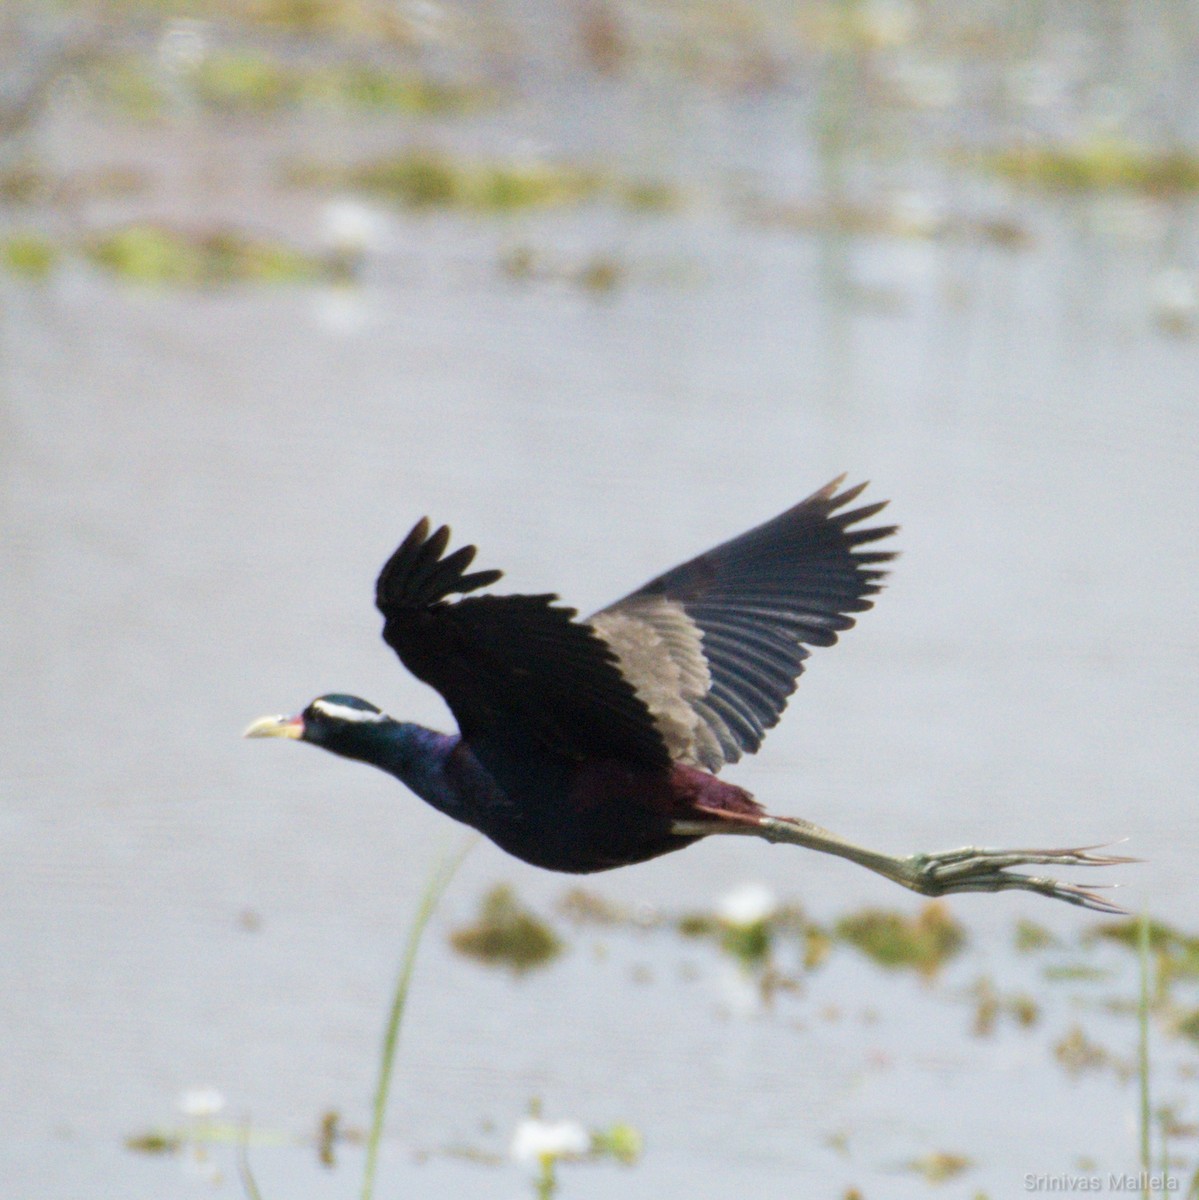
[1053,1023,1114,1076]
[1093,917,1199,990]
[576,255,623,293]
[834,902,964,976]
[126,1130,183,1155]
[91,51,488,119]
[719,918,771,967]
[556,887,638,926]
[83,223,323,285]
[802,924,832,970]
[287,151,595,212]
[714,882,780,968]
[1014,919,1057,953]
[742,195,1033,248]
[986,140,1199,195]
[621,179,681,213]
[590,1122,643,1165]
[675,886,811,977]
[0,163,49,205]
[192,51,294,112]
[1175,1008,1199,1047]
[450,885,563,974]
[1,233,58,279]
[1042,962,1114,983]
[968,976,1039,1036]
[0,223,342,287]
[316,1109,341,1168]
[0,162,148,209]
[308,66,487,115]
[237,0,414,37]
[510,1110,643,1198]
[905,1150,973,1184]
[285,151,680,216]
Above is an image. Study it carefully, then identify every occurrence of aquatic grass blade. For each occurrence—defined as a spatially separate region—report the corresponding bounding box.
[238,1123,265,1200]
[1138,910,1151,1197]
[361,837,475,1200]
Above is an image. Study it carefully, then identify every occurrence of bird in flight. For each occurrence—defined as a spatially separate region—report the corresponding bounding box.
[246,477,1128,912]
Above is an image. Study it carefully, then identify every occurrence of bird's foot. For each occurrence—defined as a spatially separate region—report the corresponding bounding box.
[900,843,1137,915]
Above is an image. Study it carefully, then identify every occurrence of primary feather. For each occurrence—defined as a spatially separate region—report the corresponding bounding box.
[591,476,896,769]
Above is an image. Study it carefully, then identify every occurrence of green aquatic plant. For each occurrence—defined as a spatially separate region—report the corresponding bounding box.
[362,838,473,1200]
[1014,919,1057,952]
[834,901,965,976]
[1,233,58,279]
[450,884,563,974]
[84,223,321,285]
[674,885,814,974]
[987,140,1199,196]
[511,1109,643,1198]
[193,51,294,111]
[905,1150,972,1183]
[714,882,780,968]
[91,49,487,118]
[968,976,1039,1036]
[1139,911,1152,1192]
[1053,1024,1113,1076]
[0,164,48,205]
[555,886,632,925]
[497,245,628,294]
[285,151,678,215]
[305,66,486,114]
[125,1131,182,1154]
[590,1122,643,1165]
[1094,916,1199,994]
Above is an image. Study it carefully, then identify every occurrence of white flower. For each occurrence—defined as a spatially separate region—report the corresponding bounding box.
[319,199,388,254]
[716,882,778,928]
[157,20,209,74]
[1150,267,1198,335]
[510,1118,590,1167]
[177,1087,225,1119]
[860,0,915,47]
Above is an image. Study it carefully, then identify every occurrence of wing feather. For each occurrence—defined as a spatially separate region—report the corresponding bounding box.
[376,519,670,772]
[589,477,897,770]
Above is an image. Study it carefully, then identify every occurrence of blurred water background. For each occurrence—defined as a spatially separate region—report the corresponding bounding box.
[2,1,1198,1196]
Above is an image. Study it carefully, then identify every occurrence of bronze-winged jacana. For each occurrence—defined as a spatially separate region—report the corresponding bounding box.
[246,478,1128,912]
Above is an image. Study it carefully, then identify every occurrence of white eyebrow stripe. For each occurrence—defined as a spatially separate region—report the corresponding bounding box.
[312,700,386,723]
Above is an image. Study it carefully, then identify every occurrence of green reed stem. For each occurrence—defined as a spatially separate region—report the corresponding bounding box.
[1138,910,1151,1197]
[361,837,475,1200]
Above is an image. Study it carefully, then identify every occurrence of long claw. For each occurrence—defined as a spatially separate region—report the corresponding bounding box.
[909,843,1137,915]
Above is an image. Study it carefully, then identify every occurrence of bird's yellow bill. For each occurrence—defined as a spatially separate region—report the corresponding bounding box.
[243,714,304,739]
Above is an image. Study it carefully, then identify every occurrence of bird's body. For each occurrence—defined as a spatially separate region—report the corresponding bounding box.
[276,689,763,874]
[248,478,1129,912]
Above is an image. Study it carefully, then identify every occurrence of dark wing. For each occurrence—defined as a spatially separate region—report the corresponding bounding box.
[588,477,897,772]
[375,519,671,771]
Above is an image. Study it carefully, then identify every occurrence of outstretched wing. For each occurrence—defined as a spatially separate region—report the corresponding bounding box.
[375,519,671,771]
[589,478,897,772]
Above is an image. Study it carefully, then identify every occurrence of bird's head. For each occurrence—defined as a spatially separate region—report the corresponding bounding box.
[244,694,392,762]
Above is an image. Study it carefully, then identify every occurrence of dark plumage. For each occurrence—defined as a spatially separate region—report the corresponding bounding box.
[247,478,1130,911]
